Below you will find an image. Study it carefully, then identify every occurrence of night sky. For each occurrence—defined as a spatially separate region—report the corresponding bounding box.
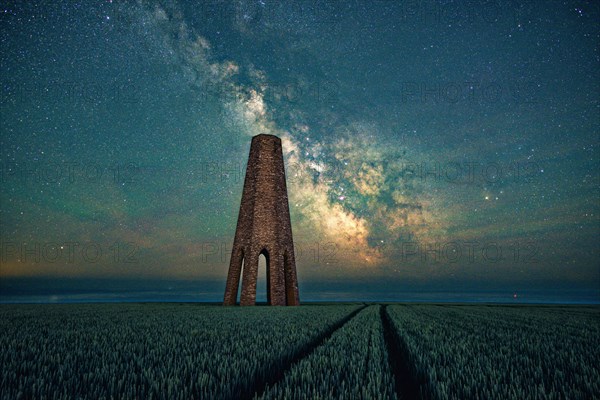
[1,0,598,303]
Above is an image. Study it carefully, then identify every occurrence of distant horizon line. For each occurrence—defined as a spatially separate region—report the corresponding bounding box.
[2,299,599,306]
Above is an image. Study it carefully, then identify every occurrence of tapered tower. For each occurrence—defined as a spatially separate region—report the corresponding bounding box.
[223,134,300,306]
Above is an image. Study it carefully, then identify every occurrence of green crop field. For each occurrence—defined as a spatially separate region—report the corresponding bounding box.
[1,303,598,399]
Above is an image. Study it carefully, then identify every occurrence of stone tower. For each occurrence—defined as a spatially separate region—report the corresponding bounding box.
[223,134,300,306]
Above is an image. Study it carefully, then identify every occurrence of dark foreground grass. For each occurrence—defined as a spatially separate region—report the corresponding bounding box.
[1,303,598,399]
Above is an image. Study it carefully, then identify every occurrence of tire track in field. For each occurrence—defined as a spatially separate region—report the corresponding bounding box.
[381,305,424,400]
[242,304,369,400]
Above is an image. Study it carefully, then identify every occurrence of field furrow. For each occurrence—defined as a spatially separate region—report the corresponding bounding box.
[243,304,367,400]
[258,305,396,400]
[380,305,421,400]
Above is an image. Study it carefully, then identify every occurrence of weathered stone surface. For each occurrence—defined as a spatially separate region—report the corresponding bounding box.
[223,134,300,306]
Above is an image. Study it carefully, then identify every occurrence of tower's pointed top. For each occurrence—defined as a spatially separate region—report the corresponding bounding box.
[253,133,281,142]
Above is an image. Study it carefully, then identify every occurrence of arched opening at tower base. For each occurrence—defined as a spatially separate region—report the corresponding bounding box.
[228,248,274,306]
[257,250,270,304]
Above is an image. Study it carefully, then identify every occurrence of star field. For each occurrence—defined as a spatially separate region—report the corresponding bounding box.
[0,0,598,302]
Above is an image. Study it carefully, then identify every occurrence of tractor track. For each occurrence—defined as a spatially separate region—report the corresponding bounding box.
[239,304,369,400]
[381,305,425,400]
